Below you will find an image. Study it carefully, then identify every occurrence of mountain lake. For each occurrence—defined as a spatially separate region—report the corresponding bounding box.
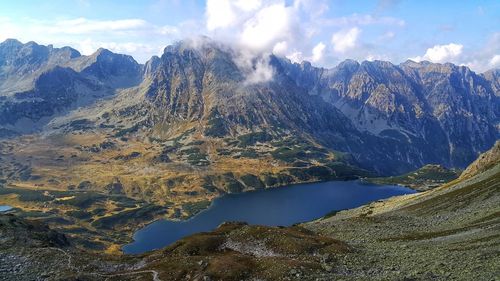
[123,180,415,254]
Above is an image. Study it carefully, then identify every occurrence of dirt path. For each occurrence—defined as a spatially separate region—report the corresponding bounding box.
[101,269,161,281]
[45,247,162,281]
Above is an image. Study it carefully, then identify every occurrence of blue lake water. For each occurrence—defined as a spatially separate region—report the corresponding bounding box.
[123,180,415,254]
[0,205,12,212]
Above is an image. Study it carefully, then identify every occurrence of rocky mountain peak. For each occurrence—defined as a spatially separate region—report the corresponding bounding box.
[0,38,498,176]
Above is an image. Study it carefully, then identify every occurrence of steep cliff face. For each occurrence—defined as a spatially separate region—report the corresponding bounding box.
[275,58,499,169]
[117,41,356,139]
[121,42,497,173]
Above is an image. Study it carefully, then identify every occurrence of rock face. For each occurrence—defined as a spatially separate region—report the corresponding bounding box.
[277,58,499,169]
[0,38,499,175]
[127,41,498,173]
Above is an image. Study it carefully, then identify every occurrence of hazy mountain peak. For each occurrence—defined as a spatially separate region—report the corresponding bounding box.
[0,38,23,47]
[93,47,113,57]
[336,59,360,71]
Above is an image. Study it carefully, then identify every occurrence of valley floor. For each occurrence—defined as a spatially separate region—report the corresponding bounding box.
[1,148,499,281]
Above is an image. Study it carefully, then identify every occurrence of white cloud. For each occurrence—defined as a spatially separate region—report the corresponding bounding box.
[0,17,21,42]
[411,43,463,63]
[232,49,275,84]
[379,31,395,41]
[489,54,500,68]
[321,14,405,27]
[365,53,390,61]
[240,4,293,52]
[206,0,238,31]
[74,38,161,62]
[37,17,179,36]
[235,0,262,11]
[311,42,326,62]
[331,27,361,53]
[51,18,148,34]
[272,41,288,56]
[287,51,304,63]
[204,0,306,83]
[293,0,329,17]
[205,0,264,31]
[245,55,274,84]
[465,33,500,72]
[6,0,492,76]
[0,16,181,63]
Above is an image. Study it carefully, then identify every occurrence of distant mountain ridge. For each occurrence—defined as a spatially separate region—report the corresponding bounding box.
[0,39,142,135]
[277,57,499,168]
[0,38,498,176]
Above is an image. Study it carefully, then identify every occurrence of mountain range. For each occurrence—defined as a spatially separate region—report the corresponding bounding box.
[0,38,498,205]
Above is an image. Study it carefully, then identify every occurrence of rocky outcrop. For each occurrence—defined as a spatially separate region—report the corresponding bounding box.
[460,140,500,179]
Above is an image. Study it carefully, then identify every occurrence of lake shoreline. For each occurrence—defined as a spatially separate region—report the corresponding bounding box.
[123,180,414,254]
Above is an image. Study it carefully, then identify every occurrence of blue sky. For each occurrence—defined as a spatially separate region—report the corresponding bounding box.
[0,0,499,72]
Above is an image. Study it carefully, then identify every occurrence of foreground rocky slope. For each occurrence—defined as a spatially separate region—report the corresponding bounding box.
[306,141,500,280]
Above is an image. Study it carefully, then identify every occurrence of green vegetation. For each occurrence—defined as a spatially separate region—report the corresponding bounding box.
[114,124,140,137]
[202,176,219,193]
[240,174,265,189]
[271,146,307,162]
[221,173,244,193]
[65,210,92,220]
[262,173,294,187]
[91,204,165,229]
[204,110,228,137]
[187,152,210,166]
[179,147,210,166]
[367,164,460,190]
[182,200,211,217]
[55,192,106,208]
[324,161,374,179]
[237,131,273,147]
[2,188,52,202]
[68,119,93,130]
[270,142,329,163]
[182,147,201,154]
[238,149,259,158]
[216,148,232,156]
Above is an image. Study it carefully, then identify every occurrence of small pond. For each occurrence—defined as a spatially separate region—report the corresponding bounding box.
[0,205,13,212]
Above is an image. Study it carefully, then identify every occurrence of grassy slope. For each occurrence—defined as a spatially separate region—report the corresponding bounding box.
[306,142,500,280]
